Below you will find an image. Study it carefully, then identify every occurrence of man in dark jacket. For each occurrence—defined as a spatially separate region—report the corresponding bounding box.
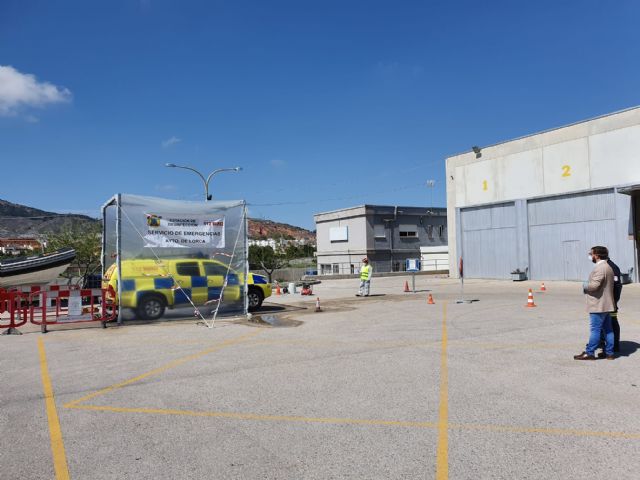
[594,250,623,357]
[604,257,623,353]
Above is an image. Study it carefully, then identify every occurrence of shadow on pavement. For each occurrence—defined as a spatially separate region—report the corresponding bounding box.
[617,341,639,357]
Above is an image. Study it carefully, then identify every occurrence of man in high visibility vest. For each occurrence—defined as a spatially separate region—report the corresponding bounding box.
[356,257,372,297]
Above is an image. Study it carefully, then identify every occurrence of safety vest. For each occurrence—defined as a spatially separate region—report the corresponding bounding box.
[360,264,371,280]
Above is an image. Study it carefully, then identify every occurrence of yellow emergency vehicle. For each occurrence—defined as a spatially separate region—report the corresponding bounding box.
[103,258,271,319]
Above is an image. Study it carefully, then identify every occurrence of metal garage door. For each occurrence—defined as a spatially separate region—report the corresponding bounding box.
[460,203,518,279]
[528,190,617,280]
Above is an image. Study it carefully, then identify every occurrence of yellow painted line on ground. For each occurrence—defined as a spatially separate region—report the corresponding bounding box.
[38,338,71,480]
[448,422,640,440]
[67,402,640,440]
[249,338,583,352]
[66,403,438,428]
[436,302,448,480]
[64,330,261,408]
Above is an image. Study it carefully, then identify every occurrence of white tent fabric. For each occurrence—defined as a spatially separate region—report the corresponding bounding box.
[102,194,248,325]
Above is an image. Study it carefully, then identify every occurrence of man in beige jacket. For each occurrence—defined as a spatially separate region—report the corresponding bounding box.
[574,246,616,360]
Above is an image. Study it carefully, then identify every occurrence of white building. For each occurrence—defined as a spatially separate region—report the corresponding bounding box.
[248,238,279,250]
[446,106,640,282]
[314,205,447,275]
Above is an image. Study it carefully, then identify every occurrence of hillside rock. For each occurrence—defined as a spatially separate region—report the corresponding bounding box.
[248,219,315,242]
[0,199,98,237]
[0,198,315,242]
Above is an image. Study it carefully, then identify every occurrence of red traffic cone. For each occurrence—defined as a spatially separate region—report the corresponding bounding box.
[540,282,547,292]
[525,289,537,307]
[427,294,435,305]
[315,297,322,312]
[404,281,410,293]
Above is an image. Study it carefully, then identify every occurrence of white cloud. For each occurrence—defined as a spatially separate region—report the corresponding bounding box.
[0,65,72,116]
[161,136,182,148]
[270,159,286,168]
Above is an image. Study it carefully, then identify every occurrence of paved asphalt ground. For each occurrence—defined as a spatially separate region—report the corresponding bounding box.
[2,275,639,479]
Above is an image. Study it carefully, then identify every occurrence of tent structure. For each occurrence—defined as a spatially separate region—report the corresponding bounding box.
[101,194,248,325]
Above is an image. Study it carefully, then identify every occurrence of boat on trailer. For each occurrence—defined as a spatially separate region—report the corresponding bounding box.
[0,247,76,288]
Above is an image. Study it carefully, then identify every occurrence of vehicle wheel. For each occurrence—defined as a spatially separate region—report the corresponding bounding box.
[136,294,166,320]
[247,287,264,312]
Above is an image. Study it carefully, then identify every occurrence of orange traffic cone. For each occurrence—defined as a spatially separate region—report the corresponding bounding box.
[404,281,410,293]
[540,282,547,292]
[275,283,281,296]
[525,289,537,307]
[427,294,435,305]
[315,297,322,312]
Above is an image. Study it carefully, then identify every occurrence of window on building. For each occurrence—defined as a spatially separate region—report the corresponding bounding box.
[329,226,348,242]
[426,225,434,240]
[438,225,446,237]
[332,264,340,274]
[399,225,418,238]
[350,264,355,274]
[374,224,386,239]
[320,264,332,275]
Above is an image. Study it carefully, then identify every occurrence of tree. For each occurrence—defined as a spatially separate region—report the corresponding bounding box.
[283,243,316,261]
[248,245,288,283]
[46,222,102,286]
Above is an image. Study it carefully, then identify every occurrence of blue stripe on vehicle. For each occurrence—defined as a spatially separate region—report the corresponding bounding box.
[122,279,136,291]
[191,276,207,288]
[251,275,267,284]
[174,289,192,304]
[207,287,222,301]
[154,278,174,289]
[226,274,240,285]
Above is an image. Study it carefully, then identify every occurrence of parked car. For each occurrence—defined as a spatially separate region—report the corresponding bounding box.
[103,258,271,319]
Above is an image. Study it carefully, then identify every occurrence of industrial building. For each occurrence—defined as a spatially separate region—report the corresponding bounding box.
[446,106,640,282]
[314,205,447,275]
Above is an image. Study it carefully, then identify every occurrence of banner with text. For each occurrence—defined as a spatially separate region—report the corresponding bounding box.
[143,214,226,248]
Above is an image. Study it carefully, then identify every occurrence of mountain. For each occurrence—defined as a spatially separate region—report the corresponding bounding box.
[0,199,98,237]
[0,198,315,243]
[248,218,315,242]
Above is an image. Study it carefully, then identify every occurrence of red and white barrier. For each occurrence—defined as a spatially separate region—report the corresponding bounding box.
[0,285,117,334]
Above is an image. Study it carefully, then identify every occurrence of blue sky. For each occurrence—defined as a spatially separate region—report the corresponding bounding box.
[1,0,639,230]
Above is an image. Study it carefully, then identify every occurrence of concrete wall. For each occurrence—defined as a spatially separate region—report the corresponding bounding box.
[315,209,368,256]
[447,106,640,277]
[420,246,449,272]
[315,205,447,274]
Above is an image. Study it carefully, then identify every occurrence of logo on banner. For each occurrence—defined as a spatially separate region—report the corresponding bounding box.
[146,214,162,227]
[143,214,226,248]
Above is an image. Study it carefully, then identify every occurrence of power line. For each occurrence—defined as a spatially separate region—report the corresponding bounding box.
[249,182,427,207]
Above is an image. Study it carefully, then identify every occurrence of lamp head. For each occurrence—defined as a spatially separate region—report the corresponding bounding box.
[165,163,177,167]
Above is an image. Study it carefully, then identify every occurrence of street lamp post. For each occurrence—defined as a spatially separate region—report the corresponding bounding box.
[426,179,436,213]
[165,163,242,201]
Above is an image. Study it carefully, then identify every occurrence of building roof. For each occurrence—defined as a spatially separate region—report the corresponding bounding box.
[447,104,640,159]
[314,204,446,221]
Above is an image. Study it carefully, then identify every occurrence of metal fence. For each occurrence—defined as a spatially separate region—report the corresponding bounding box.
[250,267,309,283]
[251,259,449,283]
[317,259,449,276]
